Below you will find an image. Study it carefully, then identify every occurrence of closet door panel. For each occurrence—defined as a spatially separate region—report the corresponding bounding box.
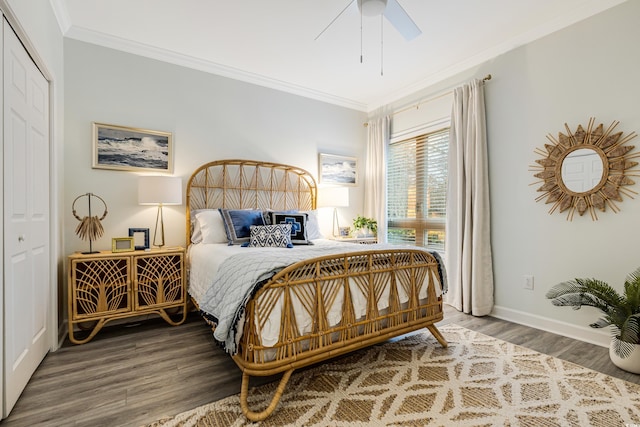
[6,114,26,217]
[6,254,29,362]
[3,20,50,416]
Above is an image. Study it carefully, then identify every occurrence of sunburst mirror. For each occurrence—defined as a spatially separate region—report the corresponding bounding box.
[531,118,639,220]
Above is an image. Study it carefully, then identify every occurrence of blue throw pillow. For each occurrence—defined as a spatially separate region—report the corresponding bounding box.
[219,209,265,245]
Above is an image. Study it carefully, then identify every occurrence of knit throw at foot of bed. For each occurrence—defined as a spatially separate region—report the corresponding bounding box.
[145,324,640,427]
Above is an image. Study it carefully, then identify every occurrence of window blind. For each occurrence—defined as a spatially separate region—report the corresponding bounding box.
[387,128,448,251]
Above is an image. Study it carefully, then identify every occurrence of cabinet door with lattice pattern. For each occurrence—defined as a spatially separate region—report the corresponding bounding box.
[133,251,184,310]
[70,256,131,319]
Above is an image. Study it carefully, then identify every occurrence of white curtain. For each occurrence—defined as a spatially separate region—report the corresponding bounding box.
[364,115,389,242]
[444,79,494,315]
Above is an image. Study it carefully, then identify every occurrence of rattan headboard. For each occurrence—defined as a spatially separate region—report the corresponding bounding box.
[186,159,317,244]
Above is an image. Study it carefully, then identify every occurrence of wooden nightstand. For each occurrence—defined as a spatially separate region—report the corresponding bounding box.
[67,246,187,344]
[331,236,378,244]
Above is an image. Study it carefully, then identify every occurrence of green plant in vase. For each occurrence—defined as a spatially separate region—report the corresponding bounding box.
[353,215,377,238]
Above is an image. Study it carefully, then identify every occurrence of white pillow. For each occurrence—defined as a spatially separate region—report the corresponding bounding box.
[191,210,204,243]
[304,210,324,240]
[194,210,228,244]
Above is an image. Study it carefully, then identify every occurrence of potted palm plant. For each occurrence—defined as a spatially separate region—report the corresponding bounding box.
[545,267,640,373]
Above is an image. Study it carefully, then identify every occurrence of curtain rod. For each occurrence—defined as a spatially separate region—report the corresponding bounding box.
[364,74,492,127]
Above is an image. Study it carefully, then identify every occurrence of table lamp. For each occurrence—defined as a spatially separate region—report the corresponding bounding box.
[138,176,182,247]
[317,186,350,237]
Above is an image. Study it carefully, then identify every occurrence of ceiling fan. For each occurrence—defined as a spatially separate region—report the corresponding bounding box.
[316,0,422,42]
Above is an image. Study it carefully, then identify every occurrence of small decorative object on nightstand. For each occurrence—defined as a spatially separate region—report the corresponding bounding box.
[67,246,187,344]
[71,192,108,254]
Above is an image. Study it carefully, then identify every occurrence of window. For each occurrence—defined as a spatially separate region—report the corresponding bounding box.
[387,128,448,251]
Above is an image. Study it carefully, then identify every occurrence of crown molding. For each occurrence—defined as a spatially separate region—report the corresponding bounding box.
[63,25,369,112]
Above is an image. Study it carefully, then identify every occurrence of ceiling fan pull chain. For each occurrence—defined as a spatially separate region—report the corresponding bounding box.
[380,14,384,76]
[360,2,363,63]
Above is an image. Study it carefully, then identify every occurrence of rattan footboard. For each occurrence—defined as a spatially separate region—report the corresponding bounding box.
[233,248,447,420]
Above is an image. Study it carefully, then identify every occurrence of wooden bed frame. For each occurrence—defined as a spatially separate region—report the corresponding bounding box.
[186,159,447,421]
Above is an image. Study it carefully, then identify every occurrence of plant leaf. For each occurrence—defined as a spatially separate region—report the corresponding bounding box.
[612,336,637,359]
[590,318,610,329]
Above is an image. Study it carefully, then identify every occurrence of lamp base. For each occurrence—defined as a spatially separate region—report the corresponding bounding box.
[152,204,166,248]
[332,207,341,238]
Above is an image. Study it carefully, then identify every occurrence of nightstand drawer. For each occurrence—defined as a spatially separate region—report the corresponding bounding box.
[69,256,131,320]
[134,250,185,309]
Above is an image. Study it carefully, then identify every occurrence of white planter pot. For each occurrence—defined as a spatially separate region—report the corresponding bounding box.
[355,227,374,238]
[609,338,640,374]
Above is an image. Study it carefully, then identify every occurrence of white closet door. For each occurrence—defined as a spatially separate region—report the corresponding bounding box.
[3,19,50,416]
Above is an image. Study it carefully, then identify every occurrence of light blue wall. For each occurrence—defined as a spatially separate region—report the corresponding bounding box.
[486,0,640,341]
[63,40,367,254]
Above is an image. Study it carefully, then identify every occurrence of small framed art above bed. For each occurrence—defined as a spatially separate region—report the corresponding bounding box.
[186,159,448,421]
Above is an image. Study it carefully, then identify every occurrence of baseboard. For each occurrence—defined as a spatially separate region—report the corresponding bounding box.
[490,305,611,349]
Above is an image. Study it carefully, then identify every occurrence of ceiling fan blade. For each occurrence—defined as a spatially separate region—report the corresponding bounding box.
[315,0,356,41]
[383,0,421,41]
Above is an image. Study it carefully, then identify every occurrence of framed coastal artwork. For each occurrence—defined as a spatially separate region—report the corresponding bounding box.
[92,122,173,172]
[319,153,357,186]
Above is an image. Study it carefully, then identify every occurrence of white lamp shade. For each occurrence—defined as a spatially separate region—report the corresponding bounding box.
[317,186,350,208]
[138,176,182,205]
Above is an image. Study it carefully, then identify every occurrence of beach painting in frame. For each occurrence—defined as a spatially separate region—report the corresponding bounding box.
[319,153,357,185]
[93,122,173,172]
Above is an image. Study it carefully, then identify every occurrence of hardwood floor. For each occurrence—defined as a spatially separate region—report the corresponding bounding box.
[3,305,638,427]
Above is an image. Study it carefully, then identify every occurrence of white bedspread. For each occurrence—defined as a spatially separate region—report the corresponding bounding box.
[188,240,445,354]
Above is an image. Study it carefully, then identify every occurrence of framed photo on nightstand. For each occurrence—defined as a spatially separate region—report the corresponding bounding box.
[129,228,150,250]
[112,237,135,252]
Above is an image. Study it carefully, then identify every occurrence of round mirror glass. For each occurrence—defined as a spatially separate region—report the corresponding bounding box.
[561,148,604,193]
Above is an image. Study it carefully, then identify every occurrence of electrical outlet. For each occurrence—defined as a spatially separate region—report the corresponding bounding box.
[523,275,534,290]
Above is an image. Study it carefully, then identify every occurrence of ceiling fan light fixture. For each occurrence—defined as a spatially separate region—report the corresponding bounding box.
[358,0,388,17]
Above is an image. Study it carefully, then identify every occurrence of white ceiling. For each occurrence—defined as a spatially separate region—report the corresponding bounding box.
[50,0,626,112]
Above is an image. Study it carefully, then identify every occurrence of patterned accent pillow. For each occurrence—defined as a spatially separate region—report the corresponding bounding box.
[263,209,323,240]
[219,209,265,245]
[243,224,294,248]
[268,212,310,245]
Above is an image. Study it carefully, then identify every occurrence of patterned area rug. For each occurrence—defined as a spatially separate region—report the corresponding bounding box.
[145,324,640,426]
